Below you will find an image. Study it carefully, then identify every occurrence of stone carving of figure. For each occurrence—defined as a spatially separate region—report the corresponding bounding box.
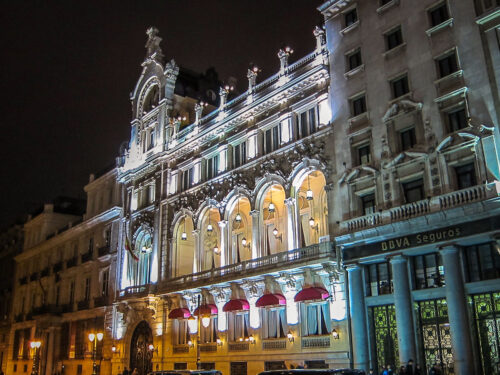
[145,27,164,63]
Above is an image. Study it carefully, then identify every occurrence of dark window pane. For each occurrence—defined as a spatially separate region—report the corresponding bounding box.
[300,111,308,138]
[308,108,317,134]
[448,108,467,132]
[362,193,375,215]
[438,54,458,78]
[265,129,272,154]
[387,28,403,50]
[349,51,362,70]
[241,142,246,163]
[403,179,424,203]
[430,4,449,27]
[345,9,358,27]
[455,163,476,189]
[392,76,409,98]
[400,127,416,151]
[272,125,279,150]
[358,144,371,165]
[352,96,366,116]
[234,144,241,168]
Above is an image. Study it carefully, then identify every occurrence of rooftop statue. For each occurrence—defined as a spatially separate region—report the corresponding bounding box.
[145,26,164,63]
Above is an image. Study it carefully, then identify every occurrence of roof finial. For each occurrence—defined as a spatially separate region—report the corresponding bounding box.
[145,26,164,63]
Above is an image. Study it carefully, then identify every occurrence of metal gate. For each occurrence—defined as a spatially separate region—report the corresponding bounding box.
[130,321,153,375]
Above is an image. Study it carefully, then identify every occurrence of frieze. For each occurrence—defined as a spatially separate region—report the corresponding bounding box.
[171,139,328,213]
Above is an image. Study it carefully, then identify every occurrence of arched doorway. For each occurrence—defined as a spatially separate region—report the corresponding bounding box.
[130,321,153,375]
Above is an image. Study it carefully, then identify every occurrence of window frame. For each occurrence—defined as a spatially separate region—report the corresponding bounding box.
[390,74,410,99]
[402,178,425,203]
[454,162,477,190]
[428,1,450,27]
[385,26,403,51]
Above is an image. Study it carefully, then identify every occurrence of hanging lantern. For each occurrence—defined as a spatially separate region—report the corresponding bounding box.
[181,232,187,241]
[207,223,213,232]
[309,217,315,228]
[235,213,242,223]
[306,175,314,200]
[187,316,197,334]
[268,202,275,213]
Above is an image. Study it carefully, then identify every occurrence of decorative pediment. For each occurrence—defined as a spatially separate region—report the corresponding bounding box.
[385,151,427,168]
[436,129,483,153]
[382,99,423,123]
[339,165,378,184]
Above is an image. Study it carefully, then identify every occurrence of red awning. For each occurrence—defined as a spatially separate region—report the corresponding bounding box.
[294,287,330,303]
[168,308,191,319]
[255,293,286,308]
[193,304,218,316]
[223,299,250,312]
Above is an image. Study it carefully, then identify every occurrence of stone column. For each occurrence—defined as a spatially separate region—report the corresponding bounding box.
[440,245,473,375]
[324,183,336,238]
[390,256,416,364]
[284,198,297,250]
[44,328,55,375]
[250,211,260,259]
[192,229,200,274]
[218,221,228,267]
[347,264,369,371]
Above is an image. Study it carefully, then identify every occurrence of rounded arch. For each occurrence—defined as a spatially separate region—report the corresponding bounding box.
[253,174,287,208]
[129,320,153,375]
[172,213,195,277]
[226,195,252,265]
[137,77,161,117]
[256,183,287,256]
[198,206,222,271]
[289,158,325,190]
[294,169,328,247]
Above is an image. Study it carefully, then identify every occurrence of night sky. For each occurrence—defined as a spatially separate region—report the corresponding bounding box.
[0,0,324,228]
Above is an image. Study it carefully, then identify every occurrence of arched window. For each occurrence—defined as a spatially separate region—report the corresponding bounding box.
[200,208,221,271]
[261,185,286,255]
[229,197,252,264]
[173,216,195,277]
[126,229,153,286]
[142,85,159,114]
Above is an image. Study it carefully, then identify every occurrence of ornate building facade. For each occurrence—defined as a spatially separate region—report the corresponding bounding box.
[5,2,500,375]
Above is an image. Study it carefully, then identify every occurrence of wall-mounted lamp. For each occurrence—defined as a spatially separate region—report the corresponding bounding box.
[187,340,193,347]
[207,223,213,233]
[287,331,294,343]
[216,338,223,347]
[213,246,220,255]
[241,237,250,249]
[273,228,283,242]
[148,344,158,354]
[201,314,211,328]
[111,345,120,354]
[332,329,340,340]
[243,335,255,344]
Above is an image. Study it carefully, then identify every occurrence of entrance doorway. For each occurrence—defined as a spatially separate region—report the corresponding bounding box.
[130,321,153,375]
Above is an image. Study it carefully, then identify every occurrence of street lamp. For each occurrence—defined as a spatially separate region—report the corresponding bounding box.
[88,332,103,375]
[30,341,41,375]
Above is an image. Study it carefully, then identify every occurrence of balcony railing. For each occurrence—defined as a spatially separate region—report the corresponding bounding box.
[119,284,154,298]
[94,295,110,308]
[262,339,287,350]
[81,251,93,263]
[98,246,110,257]
[77,300,90,311]
[301,335,331,348]
[340,183,498,234]
[66,257,77,268]
[172,345,189,354]
[199,343,218,352]
[228,342,249,352]
[159,242,334,294]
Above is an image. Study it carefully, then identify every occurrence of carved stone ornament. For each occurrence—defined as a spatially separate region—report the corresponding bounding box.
[145,27,164,63]
[382,99,423,123]
[172,139,328,212]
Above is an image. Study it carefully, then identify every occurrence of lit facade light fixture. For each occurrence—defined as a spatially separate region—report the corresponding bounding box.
[111,345,120,354]
[235,213,242,223]
[332,329,340,340]
[187,340,193,347]
[216,338,223,346]
[201,315,211,328]
[181,232,187,241]
[213,246,220,254]
[207,223,213,232]
[306,189,314,200]
[30,341,41,349]
[272,228,282,242]
[309,218,319,231]
[268,202,275,213]
[241,237,250,248]
[248,335,255,344]
[148,344,158,354]
[285,46,294,54]
[187,315,197,334]
[88,333,95,342]
[287,331,294,343]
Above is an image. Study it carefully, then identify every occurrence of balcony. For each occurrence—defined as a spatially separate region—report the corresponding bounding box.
[98,246,110,258]
[77,300,90,311]
[172,345,189,354]
[66,257,77,268]
[119,284,155,298]
[81,251,93,263]
[157,242,334,295]
[301,335,331,348]
[53,261,63,273]
[228,342,249,352]
[40,267,50,278]
[94,295,110,308]
[262,338,287,350]
[340,183,499,234]
[199,343,218,352]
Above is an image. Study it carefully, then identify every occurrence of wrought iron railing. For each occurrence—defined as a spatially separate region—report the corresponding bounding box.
[301,335,331,348]
[262,339,287,350]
